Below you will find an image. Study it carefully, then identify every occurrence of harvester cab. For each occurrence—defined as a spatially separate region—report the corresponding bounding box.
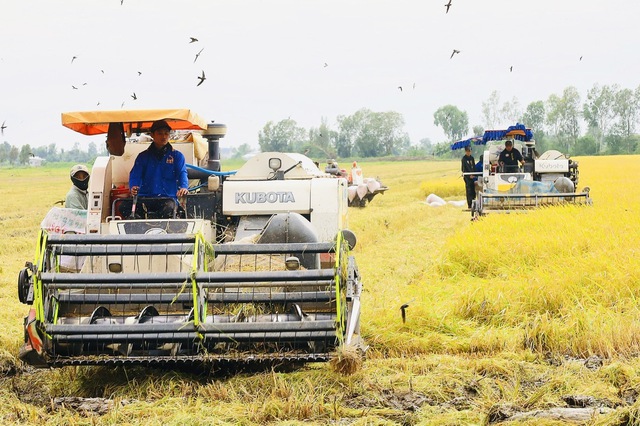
[17,109,364,369]
[451,123,591,217]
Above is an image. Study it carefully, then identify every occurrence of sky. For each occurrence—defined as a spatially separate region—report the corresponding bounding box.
[1,0,639,152]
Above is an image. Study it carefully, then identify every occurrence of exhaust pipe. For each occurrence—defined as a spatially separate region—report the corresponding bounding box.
[203,123,227,172]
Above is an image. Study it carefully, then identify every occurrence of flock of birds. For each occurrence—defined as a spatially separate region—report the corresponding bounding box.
[0,0,588,142]
[71,36,207,105]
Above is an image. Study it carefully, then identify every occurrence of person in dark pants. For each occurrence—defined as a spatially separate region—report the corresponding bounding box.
[461,145,476,209]
[498,139,524,172]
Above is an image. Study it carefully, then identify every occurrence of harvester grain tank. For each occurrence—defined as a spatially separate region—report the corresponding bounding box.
[17,109,364,368]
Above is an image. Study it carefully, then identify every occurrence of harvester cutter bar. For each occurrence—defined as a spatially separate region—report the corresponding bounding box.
[48,352,332,367]
[50,331,335,343]
[55,290,334,305]
[45,234,198,245]
[45,280,333,290]
[51,244,195,256]
[211,242,335,255]
[41,269,335,284]
[48,319,335,336]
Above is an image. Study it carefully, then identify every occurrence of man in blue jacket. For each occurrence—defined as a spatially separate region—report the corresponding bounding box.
[128,120,188,217]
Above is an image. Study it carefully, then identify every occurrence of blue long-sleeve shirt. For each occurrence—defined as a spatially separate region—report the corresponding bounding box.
[129,144,188,200]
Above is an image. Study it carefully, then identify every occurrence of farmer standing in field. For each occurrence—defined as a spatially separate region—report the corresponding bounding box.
[461,145,476,209]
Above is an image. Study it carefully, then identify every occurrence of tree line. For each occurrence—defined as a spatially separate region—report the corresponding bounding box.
[2,82,639,165]
[258,83,640,159]
[0,141,107,166]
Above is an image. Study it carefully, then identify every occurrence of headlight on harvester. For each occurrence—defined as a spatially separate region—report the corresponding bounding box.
[285,256,300,271]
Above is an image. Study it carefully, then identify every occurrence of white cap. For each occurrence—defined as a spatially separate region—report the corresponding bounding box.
[70,164,89,177]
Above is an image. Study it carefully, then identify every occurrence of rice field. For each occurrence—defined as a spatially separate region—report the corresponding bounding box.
[1,156,639,425]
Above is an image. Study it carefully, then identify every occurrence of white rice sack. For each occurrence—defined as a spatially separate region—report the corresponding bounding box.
[348,186,357,203]
[356,184,368,200]
[366,179,381,193]
[425,193,446,206]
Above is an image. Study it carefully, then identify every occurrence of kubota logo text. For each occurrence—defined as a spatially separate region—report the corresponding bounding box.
[235,191,296,204]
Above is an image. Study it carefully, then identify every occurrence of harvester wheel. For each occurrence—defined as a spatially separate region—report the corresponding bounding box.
[17,267,32,304]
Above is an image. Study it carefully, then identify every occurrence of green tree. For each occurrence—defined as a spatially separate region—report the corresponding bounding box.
[307,118,336,159]
[521,101,546,132]
[481,90,502,129]
[501,96,521,124]
[87,142,99,160]
[337,109,408,157]
[19,144,32,164]
[572,135,597,156]
[231,143,254,159]
[472,125,484,137]
[612,87,640,153]
[582,83,617,153]
[9,145,19,164]
[433,105,468,141]
[0,141,11,163]
[258,119,307,152]
[546,87,581,153]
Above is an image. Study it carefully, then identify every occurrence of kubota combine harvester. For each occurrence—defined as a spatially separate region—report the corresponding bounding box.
[17,109,364,368]
[451,124,591,218]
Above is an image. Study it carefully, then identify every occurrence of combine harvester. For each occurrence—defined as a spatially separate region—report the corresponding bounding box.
[451,124,591,218]
[17,109,364,369]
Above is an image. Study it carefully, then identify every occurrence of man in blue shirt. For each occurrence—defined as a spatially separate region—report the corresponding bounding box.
[128,120,188,218]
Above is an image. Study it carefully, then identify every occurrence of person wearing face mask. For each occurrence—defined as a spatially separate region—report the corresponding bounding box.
[65,164,90,210]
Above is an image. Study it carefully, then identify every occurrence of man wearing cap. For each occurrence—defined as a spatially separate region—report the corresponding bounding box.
[128,120,189,215]
[65,164,90,210]
[498,139,524,173]
[461,146,476,209]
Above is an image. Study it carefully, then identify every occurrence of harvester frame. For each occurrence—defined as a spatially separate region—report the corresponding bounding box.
[452,124,591,218]
[18,109,364,369]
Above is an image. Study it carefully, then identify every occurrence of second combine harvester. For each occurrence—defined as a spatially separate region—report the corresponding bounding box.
[451,123,591,218]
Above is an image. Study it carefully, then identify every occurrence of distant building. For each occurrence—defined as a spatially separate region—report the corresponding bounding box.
[29,156,45,167]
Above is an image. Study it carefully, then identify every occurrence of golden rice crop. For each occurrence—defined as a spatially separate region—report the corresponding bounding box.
[1,155,639,424]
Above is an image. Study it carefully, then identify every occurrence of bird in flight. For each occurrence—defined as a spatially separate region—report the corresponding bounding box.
[510,66,513,72]
[450,49,460,59]
[101,69,105,74]
[189,37,198,43]
[579,56,583,61]
[445,0,452,13]
[137,71,142,76]
[71,56,77,64]
[324,62,328,67]
[72,85,78,90]
[398,86,403,92]
[413,83,416,90]
[1,121,6,135]
[197,70,206,86]
[131,92,137,100]
[194,48,204,63]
